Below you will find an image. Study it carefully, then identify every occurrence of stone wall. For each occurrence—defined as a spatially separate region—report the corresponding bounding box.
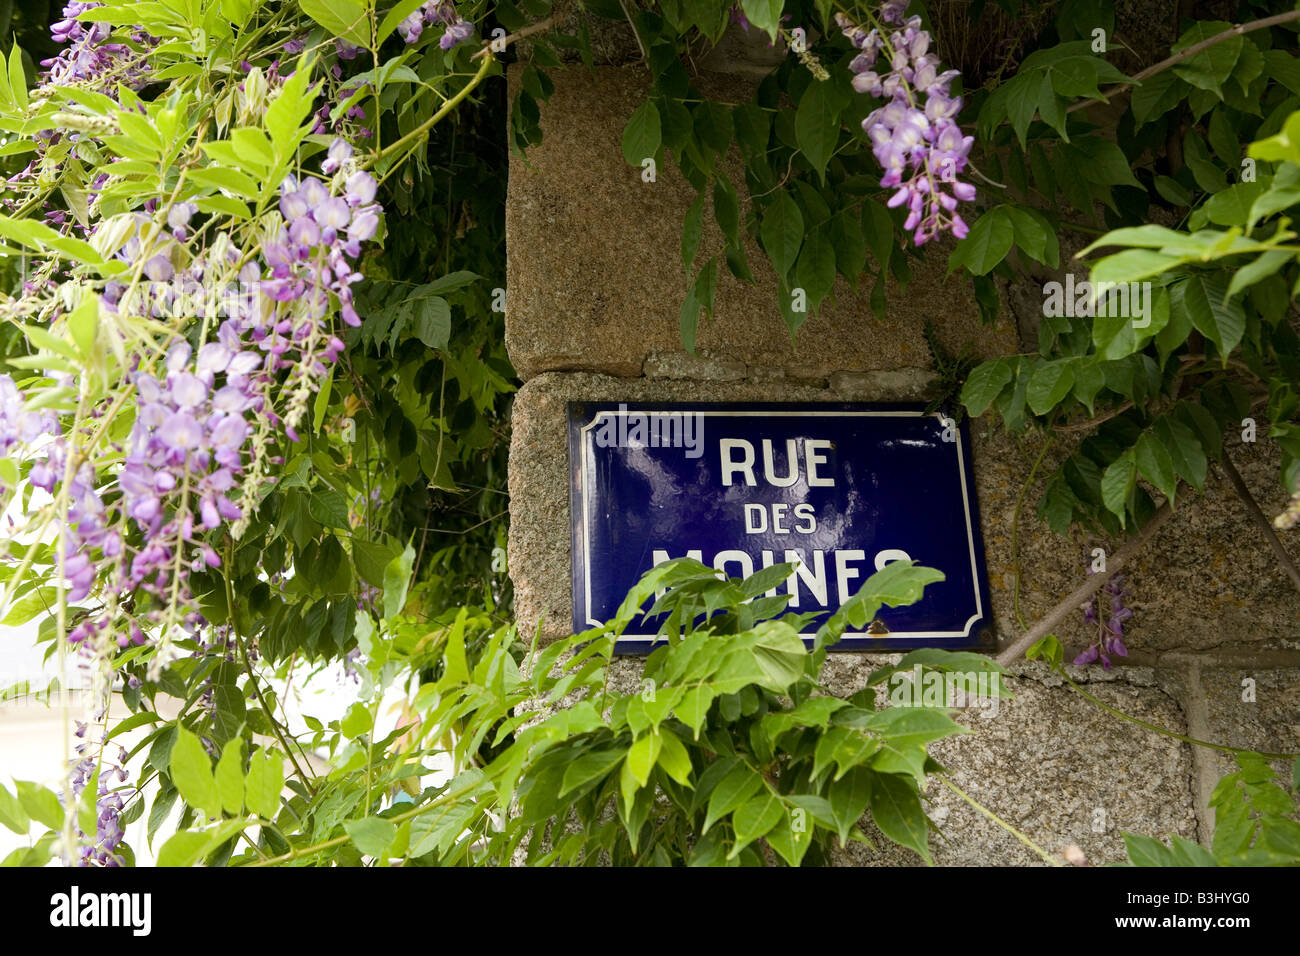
[502,56,1300,865]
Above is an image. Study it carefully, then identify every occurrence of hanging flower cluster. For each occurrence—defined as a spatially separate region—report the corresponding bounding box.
[2,137,383,679]
[397,1,475,49]
[0,374,55,466]
[68,719,133,867]
[1075,571,1133,669]
[43,2,153,90]
[836,5,975,245]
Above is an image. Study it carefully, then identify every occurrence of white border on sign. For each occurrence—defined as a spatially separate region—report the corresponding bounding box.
[577,409,985,643]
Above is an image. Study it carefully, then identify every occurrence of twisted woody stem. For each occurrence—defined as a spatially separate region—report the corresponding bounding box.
[995,502,1174,667]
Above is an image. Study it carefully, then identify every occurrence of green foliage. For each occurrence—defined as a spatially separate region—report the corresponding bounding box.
[72,558,1002,867]
[950,8,1300,538]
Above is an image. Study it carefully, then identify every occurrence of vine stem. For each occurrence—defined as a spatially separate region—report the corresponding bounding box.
[470,13,563,61]
[936,776,1062,866]
[1067,10,1300,115]
[995,501,1174,666]
[1217,448,1300,598]
[225,545,315,793]
[367,52,495,168]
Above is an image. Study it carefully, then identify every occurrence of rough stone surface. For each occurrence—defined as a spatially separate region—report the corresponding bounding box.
[643,350,748,381]
[829,369,938,401]
[836,662,1198,866]
[505,65,1020,383]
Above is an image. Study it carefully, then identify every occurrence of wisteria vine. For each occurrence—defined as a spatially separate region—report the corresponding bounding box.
[0,1,395,865]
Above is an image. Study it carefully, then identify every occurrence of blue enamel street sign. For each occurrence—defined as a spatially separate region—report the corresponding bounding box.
[567,402,992,652]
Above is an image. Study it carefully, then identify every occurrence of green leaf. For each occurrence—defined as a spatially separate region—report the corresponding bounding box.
[345,817,397,858]
[1135,431,1177,503]
[1027,359,1075,416]
[828,766,872,846]
[961,358,1012,417]
[948,208,1013,276]
[1227,250,1294,299]
[300,0,369,46]
[656,731,694,786]
[383,543,416,619]
[14,781,61,831]
[8,46,28,112]
[674,685,714,738]
[794,228,835,313]
[1174,274,1245,359]
[214,739,244,816]
[1131,71,1185,125]
[681,190,704,272]
[765,811,814,866]
[728,791,783,856]
[1001,72,1041,147]
[703,763,764,832]
[739,0,784,39]
[830,211,867,285]
[1123,832,1179,866]
[712,174,740,247]
[861,198,893,269]
[156,830,215,868]
[1101,450,1137,523]
[244,747,283,819]
[189,166,261,200]
[341,702,373,739]
[559,748,625,797]
[625,733,662,787]
[410,294,451,349]
[621,100,661,166]
[1004,206,1055,266]
[307,488,350,528]
[1090,249,1185,286]
[0,785,28,835]
[795,80,842,182]
[1172,22,1241,95]
[760,190,803,282]
[1,588,55,627]
[67,294,97,358]
[869,773,930,863]
[1154,416,1207,491]
[169,726,221,819]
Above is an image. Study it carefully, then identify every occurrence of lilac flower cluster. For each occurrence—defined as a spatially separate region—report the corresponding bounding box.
[68,719,132,867]
[42,2,152,91]
[5,139,381,667]
[397,1,475,49]
[0,374,55,465]
[1075,572,1132,669]
[836,6,975,245]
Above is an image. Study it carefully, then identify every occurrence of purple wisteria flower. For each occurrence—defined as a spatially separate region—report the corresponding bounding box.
[66,720,133,867]
[41,1,152,91]
[398,1,474,50]
[836,6,975,245]
[8,138,382,659]
[1074,570,1133,669]
[0,374,56,461]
